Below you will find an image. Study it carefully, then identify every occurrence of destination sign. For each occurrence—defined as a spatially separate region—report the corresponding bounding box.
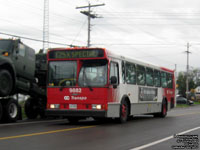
[49,49,104,59]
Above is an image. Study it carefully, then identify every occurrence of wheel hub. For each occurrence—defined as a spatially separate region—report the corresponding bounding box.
[9,103,18,118]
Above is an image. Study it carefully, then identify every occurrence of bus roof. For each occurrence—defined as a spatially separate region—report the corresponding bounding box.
[106,49,174,73]
[48,47,174,73]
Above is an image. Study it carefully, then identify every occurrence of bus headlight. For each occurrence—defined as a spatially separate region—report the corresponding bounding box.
[50,104,60,109]
[92,104,102,110]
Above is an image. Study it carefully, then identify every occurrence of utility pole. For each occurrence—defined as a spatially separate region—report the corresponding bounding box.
[43,0,49,53]
[185,42,191,99]
[76,3,105,47]
[175,64,177,107]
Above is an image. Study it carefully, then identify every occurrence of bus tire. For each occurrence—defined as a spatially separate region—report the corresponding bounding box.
[161,100,167,118]
[154,100,167,118]
[118,100,129,123]
[3,99,19,122]
[0,69,13,97]
[25,98,38,119]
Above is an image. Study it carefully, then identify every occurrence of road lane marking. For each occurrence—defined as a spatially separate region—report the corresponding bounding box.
[0,125,96,140]
[130,126,200,150]
[173,111,200,117]
[0,119,65,127]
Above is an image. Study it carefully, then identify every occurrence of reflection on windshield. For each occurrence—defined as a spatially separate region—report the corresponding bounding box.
[48,61,77,86]
[0,40,12,52]
[78,61,107,87]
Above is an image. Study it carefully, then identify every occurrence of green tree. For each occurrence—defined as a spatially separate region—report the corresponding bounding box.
[177,71,195,97]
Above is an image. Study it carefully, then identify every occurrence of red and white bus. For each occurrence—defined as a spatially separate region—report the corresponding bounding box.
[46,47,175,123]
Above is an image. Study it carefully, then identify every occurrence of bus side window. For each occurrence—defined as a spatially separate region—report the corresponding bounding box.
[146,68,153,86]
[167,73,173,88]
[154,70,161,87]
[137,65,146,85]
[161,72,167,88]
[121,61,125,84]
[110,62,119,85]
[125,62,136,84]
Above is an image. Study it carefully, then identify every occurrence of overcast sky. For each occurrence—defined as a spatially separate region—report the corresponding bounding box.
[0,0,200,71]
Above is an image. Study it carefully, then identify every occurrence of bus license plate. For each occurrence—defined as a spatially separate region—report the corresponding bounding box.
[69,104,77,109]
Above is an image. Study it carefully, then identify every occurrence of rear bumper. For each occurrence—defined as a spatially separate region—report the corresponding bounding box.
[45,109,106,117]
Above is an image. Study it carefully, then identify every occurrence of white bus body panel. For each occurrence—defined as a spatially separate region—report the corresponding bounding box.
[106,52,173,118]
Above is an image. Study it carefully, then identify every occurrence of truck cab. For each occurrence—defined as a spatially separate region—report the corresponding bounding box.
[0,39,36,96]
[0,39,47,122]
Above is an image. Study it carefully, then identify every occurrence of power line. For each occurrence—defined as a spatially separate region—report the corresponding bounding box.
[71,19,87,46]
[0,32,79,47]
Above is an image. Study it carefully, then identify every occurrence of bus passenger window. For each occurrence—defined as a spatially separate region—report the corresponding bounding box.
[161,72,167,88]
[121,61,125,83]
[110,62,119,84]
[154,70,161,87]
[146,68,153,86]
[125,62,136,84]
[137,65,146,85]
[167,73,173,88]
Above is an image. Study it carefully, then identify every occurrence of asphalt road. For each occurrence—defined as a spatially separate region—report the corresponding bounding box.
[0,105,200,150]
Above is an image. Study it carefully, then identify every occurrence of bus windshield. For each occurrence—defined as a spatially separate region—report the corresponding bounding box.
[78,60,107,87]
[48,61,77,86]
[0,40,13,52]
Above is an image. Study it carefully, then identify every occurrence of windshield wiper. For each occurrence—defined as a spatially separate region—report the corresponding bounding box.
[59,85,65,91]
[87,85,93,91]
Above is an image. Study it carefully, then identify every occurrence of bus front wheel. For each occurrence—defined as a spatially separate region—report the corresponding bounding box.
[118,100,129,123]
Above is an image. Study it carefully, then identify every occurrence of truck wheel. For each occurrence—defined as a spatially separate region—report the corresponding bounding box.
[3,99,19,122]
[0,102,3,121]
[0,69,13,97]
[68,117,80,123]
[39,110,46,119]
[25,98,38,119]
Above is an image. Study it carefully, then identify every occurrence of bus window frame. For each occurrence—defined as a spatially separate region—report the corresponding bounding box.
[109,61,119,86]
[125,62,136,85]
[154,70,161,87]
[136,65,146,86]
[161,72,167,88]
[167,73,173,89]
[146,67,154,86]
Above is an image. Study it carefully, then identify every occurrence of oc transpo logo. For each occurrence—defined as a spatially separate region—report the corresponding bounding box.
[64,96,70,100]
[64,88,87,101]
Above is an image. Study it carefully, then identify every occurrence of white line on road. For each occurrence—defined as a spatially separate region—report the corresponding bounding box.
[130,126,200,150]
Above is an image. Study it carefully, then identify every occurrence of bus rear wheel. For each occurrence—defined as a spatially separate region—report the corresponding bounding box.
[161,100,167,118]
[118,100,129,123]
[154,100,167,118]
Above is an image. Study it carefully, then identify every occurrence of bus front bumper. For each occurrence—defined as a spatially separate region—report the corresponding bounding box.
[45,109,106,118]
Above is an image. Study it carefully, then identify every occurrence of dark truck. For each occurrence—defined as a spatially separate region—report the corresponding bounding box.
[0,39,47,122]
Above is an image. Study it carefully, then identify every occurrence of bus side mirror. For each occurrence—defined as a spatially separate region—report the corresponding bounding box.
[110,76,117,88]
